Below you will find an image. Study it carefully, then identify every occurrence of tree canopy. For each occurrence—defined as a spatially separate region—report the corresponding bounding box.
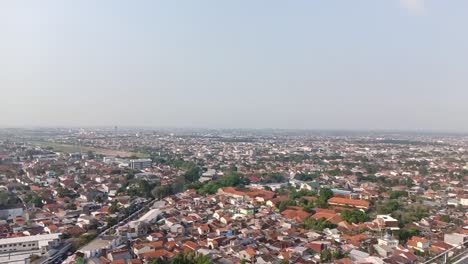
[171,251,212,264]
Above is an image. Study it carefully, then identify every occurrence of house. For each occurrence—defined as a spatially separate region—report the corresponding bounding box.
[327,197,369,210]
[281,209,311,222]
[431,241,454,256]
[374,215,400,231]
[407,236,430,252]
[79,236,122,258]
[170,224,184,234]
[44,225,59,234]
[378,234,399,248]
[444,233,468,247]
[133,244,153,256]
[239,247,256,261]
[197,224,210,235]
[146,232,163,242]
[107,249,132,262]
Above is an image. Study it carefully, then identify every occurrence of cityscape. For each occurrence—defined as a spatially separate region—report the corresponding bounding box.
[2,1,468,264]
[0,128,466,263]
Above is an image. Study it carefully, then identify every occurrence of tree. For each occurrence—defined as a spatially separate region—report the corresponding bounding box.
[278,199,297,212]
[302,217,337,231]
[418,166,428,176]
[171,251,212,264]
[316,188,333,208]
[398,227,420,243]
[320,249,332,262]
[341,210,370,224]
[389,191,408,200]
[106,217,118,227]
[149,260,165,264]
[439,215,450,223]
[30,196,44,208]
[87,151,95,160]
[378,200,399,214]
[109,202,120,214]
[319,188,333,201]
[320,249,345,263]
[183,167,201,183]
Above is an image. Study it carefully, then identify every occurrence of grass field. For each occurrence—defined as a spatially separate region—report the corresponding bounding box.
[31,141,149,158]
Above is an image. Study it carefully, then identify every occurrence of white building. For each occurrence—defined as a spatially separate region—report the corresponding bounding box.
[79,236,122,258]
[444,233,468,247]
[0,233,60,254]
[130,159,152,170]
[0,207,23,221]
[378,234,399,248]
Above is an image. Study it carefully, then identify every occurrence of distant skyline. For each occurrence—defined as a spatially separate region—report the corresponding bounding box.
[1,1,468,132]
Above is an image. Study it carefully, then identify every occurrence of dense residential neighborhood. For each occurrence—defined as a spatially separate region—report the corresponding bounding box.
[0,128,467,264]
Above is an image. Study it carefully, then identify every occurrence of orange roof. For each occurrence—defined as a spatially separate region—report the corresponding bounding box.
[245,247,256,257]
[141,249,173,259]
[30,186,41,192]
[148,241,164,249]
[46,225,58,231]
[327,197,369,209]
[281,209,311,222]
[410,236,429,243]
[335,258,355,264]
[312,212,342,225]
[184,241,198,250]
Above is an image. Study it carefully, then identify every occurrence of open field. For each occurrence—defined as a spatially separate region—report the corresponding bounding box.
[31,141,149,158]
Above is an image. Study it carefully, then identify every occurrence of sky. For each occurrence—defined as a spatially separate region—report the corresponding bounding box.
[1,0,468,132]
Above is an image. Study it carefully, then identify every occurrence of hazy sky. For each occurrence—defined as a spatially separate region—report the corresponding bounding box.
[1,1,467,131]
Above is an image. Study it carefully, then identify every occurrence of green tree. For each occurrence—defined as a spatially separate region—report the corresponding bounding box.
[378,200,399,214]
[183,167,201,183]
[316,188,333,208]
[302,217,337,231]
[319,188,333,201]
[341,210,370,224]
[418,166,428,176]
[171,251,212,264]
[87,151,95,159]
[398,227,420,243]
[439,215,450,223]
[109,202,120,214]
[278,199,297,212]
[320,249,332,262]
[106,217,118,227]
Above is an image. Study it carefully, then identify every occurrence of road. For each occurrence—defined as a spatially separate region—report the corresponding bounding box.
[97,198,155,238]
[63,198,155,263]
[452,250,468,264]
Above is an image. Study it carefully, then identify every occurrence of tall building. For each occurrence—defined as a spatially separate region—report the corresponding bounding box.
[130,159,152,170]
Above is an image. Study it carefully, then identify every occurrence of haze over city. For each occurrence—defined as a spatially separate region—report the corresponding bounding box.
[2,2,468,264]
[1,0,467,131]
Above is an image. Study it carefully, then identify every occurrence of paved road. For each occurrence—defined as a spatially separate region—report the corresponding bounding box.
[453,251,468,264]
[97,199,154,238]
[63,199,155,263]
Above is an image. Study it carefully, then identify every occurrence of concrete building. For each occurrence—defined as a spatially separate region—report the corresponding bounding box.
[130,159,152,170]
[444,233,468,247]
[79,236,122,258]
[0,207,23,221]
[375,215,400,231]
[0,233,60,254]
[378,234,399,248]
